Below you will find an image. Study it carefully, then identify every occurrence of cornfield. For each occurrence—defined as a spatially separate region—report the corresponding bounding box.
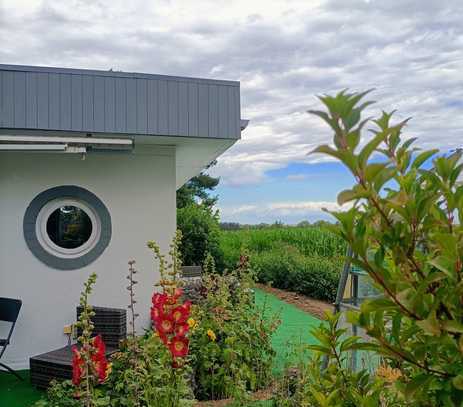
[219,226,347,302]
[220,226,346,260]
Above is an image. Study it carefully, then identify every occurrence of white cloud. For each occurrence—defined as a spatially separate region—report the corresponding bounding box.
[2,0,463,186]
[220,200,351,218]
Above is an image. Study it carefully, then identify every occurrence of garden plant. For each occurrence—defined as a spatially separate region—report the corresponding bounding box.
[305,89,463,405]
[34,233,277,407]
[189,253,279,402]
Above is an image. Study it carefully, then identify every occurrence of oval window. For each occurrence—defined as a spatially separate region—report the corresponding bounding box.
[46,206,93,249]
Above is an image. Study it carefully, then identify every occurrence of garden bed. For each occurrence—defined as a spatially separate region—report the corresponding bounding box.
[0,288,322,407]
[195,387,274,406]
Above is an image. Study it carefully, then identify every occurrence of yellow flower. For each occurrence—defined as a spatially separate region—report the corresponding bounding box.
[105,362,112,377]
[187,318,197,329]
[207,329,216,341]
[376,364,402,383]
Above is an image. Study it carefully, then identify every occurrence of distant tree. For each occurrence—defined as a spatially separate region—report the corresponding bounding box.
[177,204,223,270]
[297,220,312,227]
[220,222,241,230]
[312,220,333,228]
[176,161,219,210]
[176,161,223,268]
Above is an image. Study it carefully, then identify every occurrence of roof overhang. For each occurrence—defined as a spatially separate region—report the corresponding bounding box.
[0,64,246,189]
[0,128,241,189]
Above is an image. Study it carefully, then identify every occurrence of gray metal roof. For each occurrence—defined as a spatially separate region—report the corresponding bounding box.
[0,64,241,140]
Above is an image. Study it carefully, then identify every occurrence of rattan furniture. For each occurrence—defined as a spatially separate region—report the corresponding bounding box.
[30,306,126,389]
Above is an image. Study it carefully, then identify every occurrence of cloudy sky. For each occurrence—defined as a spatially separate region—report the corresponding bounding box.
[2,0,462,224]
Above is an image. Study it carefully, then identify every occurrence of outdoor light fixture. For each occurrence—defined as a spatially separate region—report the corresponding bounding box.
[240,119,250,131]
[0,135,134,154]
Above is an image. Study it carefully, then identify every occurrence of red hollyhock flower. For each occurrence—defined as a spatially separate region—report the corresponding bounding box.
[174,287,184,299]
[158,332,169,345]
[152,292,168,306]
[95,358,109,383]
[181,301,191,313]
[91,335,109,383]
[151,306,163,322]
[158,316,175,334]
[166,294,177,305]
[71,346,83,385]
[92,335,106,358]
[169,336,189,358]
[174,323,189,337]
[171,306,188,324]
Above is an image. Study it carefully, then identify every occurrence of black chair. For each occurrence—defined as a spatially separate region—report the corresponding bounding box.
[0,297,23,381]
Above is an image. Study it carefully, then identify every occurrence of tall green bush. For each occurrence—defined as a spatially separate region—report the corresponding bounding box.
[312,89,463,404]
[177,204,224,269]
[251,245,341,302]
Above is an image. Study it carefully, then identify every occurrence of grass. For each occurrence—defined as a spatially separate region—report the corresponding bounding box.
[0,289,322,407]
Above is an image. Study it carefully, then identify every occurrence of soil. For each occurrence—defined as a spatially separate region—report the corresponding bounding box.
[194,386,275,406]
[255,283,332,320]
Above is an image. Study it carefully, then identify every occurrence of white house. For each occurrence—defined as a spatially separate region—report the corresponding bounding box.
[0,64,244,370]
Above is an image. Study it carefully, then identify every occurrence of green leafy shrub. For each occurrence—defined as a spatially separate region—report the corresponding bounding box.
[189,256,279,401]
[177,204,224,269]
[311,89,463,404]
[251,245,342,302]
[274,313,403,407]
[106,334,193,407]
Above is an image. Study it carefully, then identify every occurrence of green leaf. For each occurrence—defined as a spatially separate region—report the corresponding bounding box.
[361,298,396,313]
[346,129,361,150]
[428,256,455,278]
[308,110,337,130]
[310,144,343,160]
[453,375,463,390]
[442,320,463,334]
[364,162,388,182]
[306,344,331,354]
[402,137,418,150]
[404,374,432,397]
[358,131,388,167]
[343,108,361,131]
[416,312,441,336]
[412,149,438,169]
[339,336,361,352]
[337,189,358,205]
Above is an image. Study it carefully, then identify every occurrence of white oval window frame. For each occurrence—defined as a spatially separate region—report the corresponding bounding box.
[35,198,102,259]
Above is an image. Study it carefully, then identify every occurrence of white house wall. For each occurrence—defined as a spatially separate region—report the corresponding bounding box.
[0,144,176,369]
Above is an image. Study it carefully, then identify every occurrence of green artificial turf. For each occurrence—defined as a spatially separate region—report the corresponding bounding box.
[254,288,323,373]
[0,370,42,407]
[0,289,323,407]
